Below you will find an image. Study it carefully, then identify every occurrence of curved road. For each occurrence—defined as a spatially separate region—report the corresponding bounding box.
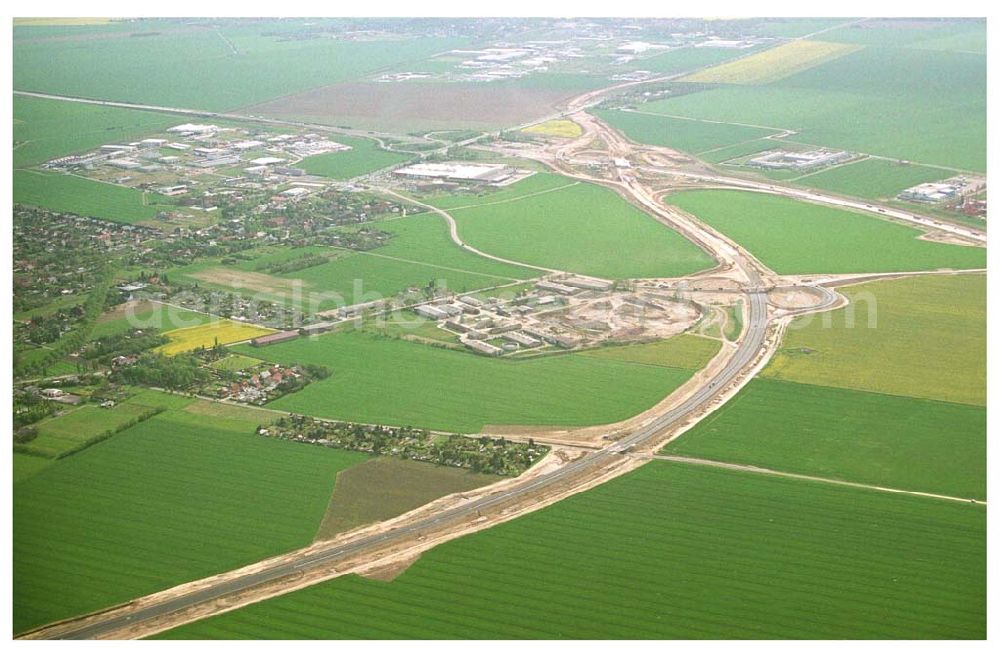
[44,287,777,640]
[20,59,841,641]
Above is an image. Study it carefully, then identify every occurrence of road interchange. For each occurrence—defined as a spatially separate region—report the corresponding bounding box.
[18,66,976,641]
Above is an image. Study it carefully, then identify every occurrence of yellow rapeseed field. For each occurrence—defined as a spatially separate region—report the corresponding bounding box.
[522,119,584,138]
[682,40,862,85]
[157,320,276,356]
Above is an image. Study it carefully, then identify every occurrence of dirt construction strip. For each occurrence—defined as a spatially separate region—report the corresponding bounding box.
[649,454,987,506]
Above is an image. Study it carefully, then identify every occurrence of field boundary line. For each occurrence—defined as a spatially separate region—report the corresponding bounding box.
[785,155,872,182]
[435,180,582,212]
[694,137,769,158]
[618,108,790,134]
[796,17,871,40]
[650,454,986,505]
[334,246,532,282]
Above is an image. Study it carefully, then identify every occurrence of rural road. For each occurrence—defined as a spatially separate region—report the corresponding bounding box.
[377,188,561,274]
[653,169,986,245]
[12,90,442,146]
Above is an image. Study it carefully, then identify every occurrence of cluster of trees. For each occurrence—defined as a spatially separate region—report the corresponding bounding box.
[14,266,116,379]
[83,329,169,364]
[13,391,55,430]
[56,406,166,459]
[265,416,546,476]
[255,252,331,275]
[111,353,209,391]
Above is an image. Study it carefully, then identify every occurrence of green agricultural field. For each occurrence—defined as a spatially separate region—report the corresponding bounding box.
[749,18,855,38]
[663,378,985,499]
[27,398,163,458]
[158,460,986,639]
[648,47,985,171]
[362,310,457,344]
[14,170,174,223]
[426,171,572,209]
[790,157,952,200]
[12,348,77,377]
[12,454,53,483]
[373,213,538,280]
[667,190,986,274]
[234,329,714,433]
[298,136,411,180]
[208,354,267,372]
[13,403,369,634]
[639,45,762,75]
[820,19,986,53]
[697,139,775,164]
[765,273,985,406]
[14,21,468,111]
[168,215,535,312]
[593,109,776,155]
[578,333,720,370]
[436,175,714,279]
[317,458,502,540]
[13,95,174,168]
[92,300,215,339]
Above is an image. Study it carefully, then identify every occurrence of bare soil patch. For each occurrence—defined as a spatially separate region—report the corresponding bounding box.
[768,286,825,310]
[244,81,587,131]
[315,457,502,542]
[190,267,303,297]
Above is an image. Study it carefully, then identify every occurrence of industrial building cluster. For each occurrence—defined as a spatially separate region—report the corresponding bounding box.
[898,176,986,204]
[41,122,357,222]
[413,275,700,357]
[746,148,853,171]
[392,161,534,189]
[373,27,770,85]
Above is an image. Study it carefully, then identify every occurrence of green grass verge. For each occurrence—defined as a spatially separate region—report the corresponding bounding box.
[723,301,743,341]
[668,189,985,274]
[13,404,368,634]
[765,273,985,406]
[663,378,985,499]
[234,330,714,433]
[157,459,986,639]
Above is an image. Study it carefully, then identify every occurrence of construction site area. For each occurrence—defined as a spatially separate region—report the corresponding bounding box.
[414,276,702,356]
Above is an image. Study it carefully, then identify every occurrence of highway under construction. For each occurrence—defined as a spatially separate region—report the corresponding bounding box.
[18,63,983,642]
